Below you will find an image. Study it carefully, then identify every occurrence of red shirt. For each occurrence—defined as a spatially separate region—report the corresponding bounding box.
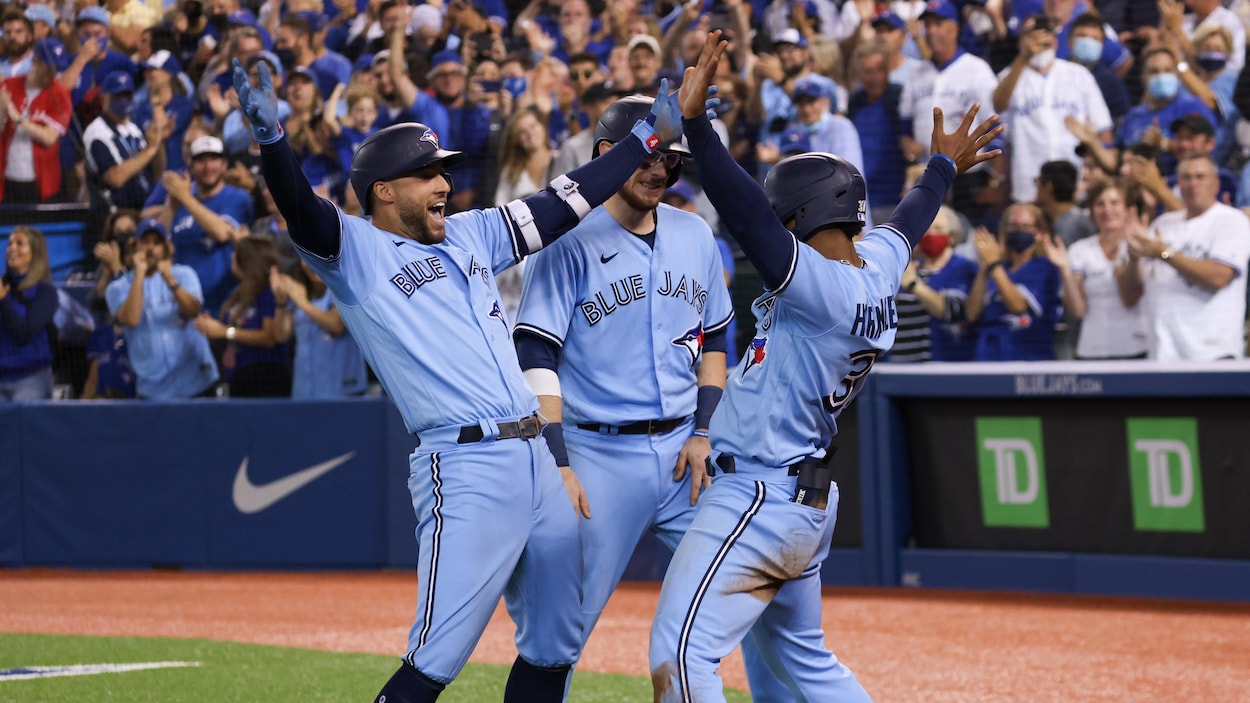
[0,76,72,201]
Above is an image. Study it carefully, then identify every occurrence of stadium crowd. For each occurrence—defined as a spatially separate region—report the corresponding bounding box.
[1,0,1249,400]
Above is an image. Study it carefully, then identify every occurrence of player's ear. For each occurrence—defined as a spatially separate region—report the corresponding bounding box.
[373,180,395,208]
[596,141,612,158]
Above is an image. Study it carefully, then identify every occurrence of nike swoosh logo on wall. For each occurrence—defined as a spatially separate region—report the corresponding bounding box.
[232,452,356,514]
[600,252,619,263]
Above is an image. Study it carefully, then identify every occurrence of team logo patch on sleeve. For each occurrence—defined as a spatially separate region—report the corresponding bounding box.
[671,324,705,368]
[742,336,768,376]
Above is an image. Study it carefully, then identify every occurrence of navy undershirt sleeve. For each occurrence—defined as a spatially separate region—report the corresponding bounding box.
[515,133,650,255]
[887,155,957,249]
[682,114,796,290]
[515,330,561,372]
[260,135,343,259]
[703,327,728,354]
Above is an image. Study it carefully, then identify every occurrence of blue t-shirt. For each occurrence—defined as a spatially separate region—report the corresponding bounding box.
[312,51,352,100]
[170,185,254,315]
[133,93,195,173]
[850,93,906,209]
[1117,94,1218,148]
[922,254,979,361]
[226,287,290,374]
[974,257,1060,361]
[86,322,136,398]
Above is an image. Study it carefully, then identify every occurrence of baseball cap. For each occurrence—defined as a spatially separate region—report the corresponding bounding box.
[288,65,318,83]
[293,10,326,32]
[871,10,906,31]
[792,78,828,101]
[663,180,696,204]
[353,53,375,73]
[779,129,812,155]
[1170,112,1215,136]
[430,49,462,68]
[627,34,661,56]
[136,218,170,240]
[33,38,70,72]
[253,50,285,79]
[24,4,57,27]
[227,9,257,26]
[101,71,135,95]
[773,28,807,48]
[190,135,226,159]
[920,0,960,22]
[76,6,110,27]
[582,81,629,106]
[142,49,182,76]
[371,50,391,69]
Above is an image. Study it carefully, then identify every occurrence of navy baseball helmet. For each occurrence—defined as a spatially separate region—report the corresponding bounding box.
[350,122,464,215]
[592,95,688,186]
[763,152,867,241]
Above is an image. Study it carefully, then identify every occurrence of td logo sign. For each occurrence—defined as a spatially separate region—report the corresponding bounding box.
[1126,418,1205,532]
[976,417,1049,528]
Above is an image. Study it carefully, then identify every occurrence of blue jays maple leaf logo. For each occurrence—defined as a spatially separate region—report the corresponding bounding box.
[671,324,704,368]
[488,299,508,328]
[421,128,440,148]
[742,335,768,377]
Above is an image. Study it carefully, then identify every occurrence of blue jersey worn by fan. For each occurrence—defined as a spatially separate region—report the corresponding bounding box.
[233,56,690,703]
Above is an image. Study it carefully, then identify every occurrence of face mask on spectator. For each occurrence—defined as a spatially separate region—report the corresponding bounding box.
[1071,37,1101,65]
[1005,230,1036,253]
[1029,48,1055,70]
[183,0,203,22]
[109,96,135,119]
[918,232,950,258]
[1147,72,1179,100]
[1196,51,1228,73]
[275,48,297,70]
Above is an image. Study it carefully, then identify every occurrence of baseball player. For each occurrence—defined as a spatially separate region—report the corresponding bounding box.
[232,60,687,703]
[648,33,1004,702]
[512,95,734,691]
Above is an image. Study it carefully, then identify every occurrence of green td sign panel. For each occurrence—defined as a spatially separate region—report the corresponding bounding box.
[1126,418,1205,532]
[976,417,1049,528]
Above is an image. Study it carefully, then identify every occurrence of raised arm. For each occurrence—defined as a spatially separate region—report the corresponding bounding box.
[235,60,342,259]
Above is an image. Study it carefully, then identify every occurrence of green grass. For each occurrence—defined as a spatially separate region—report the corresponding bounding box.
[0,634,750,702]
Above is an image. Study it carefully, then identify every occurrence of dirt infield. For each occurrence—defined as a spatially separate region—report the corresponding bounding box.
[3,569,1250,701]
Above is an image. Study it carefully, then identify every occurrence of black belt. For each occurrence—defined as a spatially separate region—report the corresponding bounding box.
[576,416,689,435]
[707,450,836,510]
[457,413,544,444]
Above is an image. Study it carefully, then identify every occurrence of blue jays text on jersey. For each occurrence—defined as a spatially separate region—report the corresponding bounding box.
[578,269,711,324]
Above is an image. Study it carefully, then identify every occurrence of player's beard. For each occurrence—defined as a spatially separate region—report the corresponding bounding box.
[618,174,665,212]
[397,198,445,245]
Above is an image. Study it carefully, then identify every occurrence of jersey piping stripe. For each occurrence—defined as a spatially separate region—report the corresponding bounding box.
[413,452,445,654]
[513,322,565,348]
[766,240,800,297]
[499,205,525,265]
[878,223,910,252]
[291,205,347,263]
[676,481,766,702]
[704,310,734,335]
[1017,285,1043,316]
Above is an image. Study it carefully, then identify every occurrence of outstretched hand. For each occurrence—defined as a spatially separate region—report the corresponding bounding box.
[649,77,683,144]
[232,58,281,144]
[679,31,729,120]
[930,104,1004,174]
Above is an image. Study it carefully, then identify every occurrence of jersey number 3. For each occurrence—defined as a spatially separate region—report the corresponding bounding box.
[822,349,882,415]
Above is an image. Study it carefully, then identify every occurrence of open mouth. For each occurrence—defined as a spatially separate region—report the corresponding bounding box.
[428,201,446,223]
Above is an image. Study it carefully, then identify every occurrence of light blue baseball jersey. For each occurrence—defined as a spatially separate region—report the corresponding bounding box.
[514,205,735,425]
[711,224,910,467]
[298,206,537,434]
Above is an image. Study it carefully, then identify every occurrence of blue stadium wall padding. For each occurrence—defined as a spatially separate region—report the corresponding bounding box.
[0,407,22,564]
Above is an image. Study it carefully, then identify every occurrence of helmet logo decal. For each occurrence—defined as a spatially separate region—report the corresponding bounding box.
[420,128,440,148]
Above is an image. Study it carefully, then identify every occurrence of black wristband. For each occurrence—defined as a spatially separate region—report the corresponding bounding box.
[986,260,1004,273]
[694,385,723,430]
[542,421,569,467]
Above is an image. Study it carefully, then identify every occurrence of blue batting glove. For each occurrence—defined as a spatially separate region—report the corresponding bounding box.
[704,85,721,120]
[232,58,282,145]
[649,77,683,144]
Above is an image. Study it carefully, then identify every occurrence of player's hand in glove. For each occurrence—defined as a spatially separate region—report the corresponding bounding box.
[930,103,1004,174]
[232,58,282,145]
[679,31,729,120]
[674,435,713,506]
